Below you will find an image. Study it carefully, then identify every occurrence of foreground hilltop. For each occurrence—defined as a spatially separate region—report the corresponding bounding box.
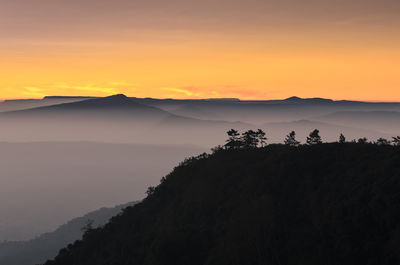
[46,144,400,265]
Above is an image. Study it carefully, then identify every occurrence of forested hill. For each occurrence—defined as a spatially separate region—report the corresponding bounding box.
[0,202,136,265]
[45,144,400,265]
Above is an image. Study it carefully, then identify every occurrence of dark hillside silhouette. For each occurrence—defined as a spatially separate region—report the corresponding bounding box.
[0,202,136,265]
[0,142,205,242]
[44,144,400,265]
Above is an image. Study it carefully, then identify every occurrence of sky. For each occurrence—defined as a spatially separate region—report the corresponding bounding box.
[0,0,399,101]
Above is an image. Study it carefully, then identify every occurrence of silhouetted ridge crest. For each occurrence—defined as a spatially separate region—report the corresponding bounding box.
[3,94,171,116]
[101,94,129,101]
[43,96,95,100]
[284,96,333,103]
[45,144,400,265]
[66,94,137,107]
[284,96,302,101]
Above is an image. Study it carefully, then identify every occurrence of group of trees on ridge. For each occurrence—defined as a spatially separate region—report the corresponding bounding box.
[224,129,400,149]
[43,139,400,265]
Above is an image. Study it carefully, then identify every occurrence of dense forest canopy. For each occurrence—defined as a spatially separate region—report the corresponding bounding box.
[44,141,400,265]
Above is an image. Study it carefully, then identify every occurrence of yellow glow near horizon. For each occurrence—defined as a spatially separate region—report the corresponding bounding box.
[1,39,399,101]
[1,0,399,101]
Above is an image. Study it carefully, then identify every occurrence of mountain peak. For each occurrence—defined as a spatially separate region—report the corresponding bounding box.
[86,94,134,105]
[96,94,131,103]
[285,96,302,101]
[284,96,333,103]
[106,94,129,100]
[4,94,170,115]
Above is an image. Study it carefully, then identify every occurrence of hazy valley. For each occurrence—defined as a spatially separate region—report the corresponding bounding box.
[1,94,400,264]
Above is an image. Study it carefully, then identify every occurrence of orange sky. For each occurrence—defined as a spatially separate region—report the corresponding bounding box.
[1,0,399,101]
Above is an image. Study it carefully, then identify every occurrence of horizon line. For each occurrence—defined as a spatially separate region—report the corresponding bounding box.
[1,95,400,104]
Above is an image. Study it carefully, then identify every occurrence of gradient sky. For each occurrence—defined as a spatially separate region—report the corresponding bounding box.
[1,0,399,100]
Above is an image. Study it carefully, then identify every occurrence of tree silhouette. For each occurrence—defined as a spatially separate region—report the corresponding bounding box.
[376,138,390,146]
[392,136,400,146]
[357,137,368,144]
[256,129,267,147]
[43,144,400,265]
[339,133,346,143]
[284,131,300,146]
[81,219,94,233]
[146,186,156,196]
[225,129,241,149]
[224,129,268,149]
[306,129,322,145]
[242,130,258,148]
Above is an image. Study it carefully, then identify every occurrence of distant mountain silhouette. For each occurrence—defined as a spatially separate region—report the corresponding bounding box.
[3,95,400,116]
[135,96,400,124]
[283,96,334,103]
[0,94,398,144]
[0,95,253,145]
[320,110,400,120]
[317,110,400,134]
[284,96,302,101]
[204,98,240,102]
[44,144,400,265]
[0,202,136,265]
[43,96,97,100]
[4,94,169,116]
[0,97,90,113]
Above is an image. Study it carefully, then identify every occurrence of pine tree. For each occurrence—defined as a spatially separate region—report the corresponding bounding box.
[392,136,400,146]
[284,131,300,146]
[357,137,368,144]
[256,129,268,147]
[225,129,241,149]
[306,129,322,145]
[339,133,346,143]
[376,138,390,146]
[242,130,259,148]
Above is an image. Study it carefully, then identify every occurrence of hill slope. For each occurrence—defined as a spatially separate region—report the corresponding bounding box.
[0,202,136,265]
[0,95,251,145]
[316,110,400,134]
[45,144,400,265]
[0,142,205,241]
[135,96,400,124]
[1,94,170,119]
[0,97,92,113]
